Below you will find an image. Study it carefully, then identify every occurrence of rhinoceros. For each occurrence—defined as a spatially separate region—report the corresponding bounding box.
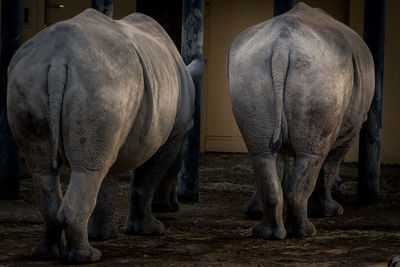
[389,256,400,267]
[7,9,197,263]
[227,3,374,239]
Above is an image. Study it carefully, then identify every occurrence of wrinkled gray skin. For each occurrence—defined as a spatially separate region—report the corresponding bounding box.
[7,9,196,263]
[244,156,342,220]
[228,3,374,239]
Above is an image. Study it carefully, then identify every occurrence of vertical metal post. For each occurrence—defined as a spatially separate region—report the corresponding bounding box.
[273,0,296,16]
[91,0,113,17]
[358,0,386,204]
[0,0,22,199]
[178,0,204,203]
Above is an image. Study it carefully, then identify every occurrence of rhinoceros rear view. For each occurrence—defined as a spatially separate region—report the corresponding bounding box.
[7,9,195,263]
[228,3,374,239]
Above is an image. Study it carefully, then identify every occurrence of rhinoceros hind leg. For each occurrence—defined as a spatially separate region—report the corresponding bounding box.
[244,192,263,220]
[152,156,181,213]
[88,174,119,241]
[27,150,64,260]
[250,153,286,240]
[285,154,324,238]
[308,194,343,218]
[31,240,61,260]
[123,162,167,235]
[244,154,289,220]
[58,170,106,264]
[308,138,355,218]
[124,214,165,235]
[125,135,185,235]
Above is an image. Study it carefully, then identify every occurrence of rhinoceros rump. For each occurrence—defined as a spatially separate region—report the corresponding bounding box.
[228,3,374,239]
[7,9,195,263]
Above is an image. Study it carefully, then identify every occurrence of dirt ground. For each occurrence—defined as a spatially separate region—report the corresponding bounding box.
[1,152,400,266]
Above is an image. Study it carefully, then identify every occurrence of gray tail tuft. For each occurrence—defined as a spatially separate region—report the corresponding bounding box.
[47,64,67,170]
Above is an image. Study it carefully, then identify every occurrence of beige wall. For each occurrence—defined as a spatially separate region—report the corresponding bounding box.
[378,0,400,164]
[22,0,46,42]
[341,0,400,163]
[202,0,275,153]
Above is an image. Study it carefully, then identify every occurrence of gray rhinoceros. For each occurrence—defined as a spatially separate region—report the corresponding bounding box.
[389,256,400,267]
[7,9,196,263]
[227,3,374,239]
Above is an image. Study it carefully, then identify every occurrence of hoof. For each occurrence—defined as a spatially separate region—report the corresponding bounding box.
[308,199,344,218]
[244,207,263,220]
[31,241,60,260]
[152,200,179,213]
[62,246,101,264]
[251,222,286,240]
[244,193,263,220]
[88,223,118,242]
[286,219,316,238]
[124,216,165,235]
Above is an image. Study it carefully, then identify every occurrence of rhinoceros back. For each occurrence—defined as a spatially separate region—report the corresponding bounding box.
[7,9,194,171]
[228,3,374,155]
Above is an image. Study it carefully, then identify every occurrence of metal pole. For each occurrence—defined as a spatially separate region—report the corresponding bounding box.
[273,0,296,16]
[178,0,204,203]
[91,0,113,17]
[358,0,386,204]
[0,0,22,199]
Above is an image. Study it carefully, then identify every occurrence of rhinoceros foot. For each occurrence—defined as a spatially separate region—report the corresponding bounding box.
[31,240,61,260]
[244,207,263,220]
[62,245,101,264]
[308,198,344,218]
[285,219,316,238]
[251,222,286,240]
[88,221,118,241]
[124,215,165,235]
[152,199,179,213]
[244,193,263,220]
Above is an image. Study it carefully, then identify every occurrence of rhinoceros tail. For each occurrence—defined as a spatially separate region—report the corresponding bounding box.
[47,64,67,170]
[270,46,289,152]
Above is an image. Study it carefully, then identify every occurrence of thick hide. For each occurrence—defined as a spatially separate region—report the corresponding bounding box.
[228,3,374,239]
[7,9,195,263]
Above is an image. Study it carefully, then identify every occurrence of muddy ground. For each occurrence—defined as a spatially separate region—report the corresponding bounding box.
[0,152,400,266]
